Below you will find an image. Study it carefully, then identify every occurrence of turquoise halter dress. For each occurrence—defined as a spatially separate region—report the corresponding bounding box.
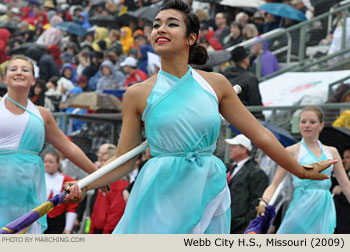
[0,95,47,233]
[113,66,231,234]
[277,139,336,234]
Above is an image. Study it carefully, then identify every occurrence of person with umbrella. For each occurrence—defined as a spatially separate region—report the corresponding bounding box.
[75,12,91,31]
[258,2,307,22]
[36,16,63,47]
[65,0,335,234]
[0,55,97,233]
[291,0,314,20]
[26,46,60,82]
[257,106,350,234]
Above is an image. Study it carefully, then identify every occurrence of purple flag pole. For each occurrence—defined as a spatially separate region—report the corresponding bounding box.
[0,192,66,234]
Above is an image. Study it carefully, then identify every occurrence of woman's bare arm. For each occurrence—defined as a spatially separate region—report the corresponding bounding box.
[39,107,97,174]
[212,73,305,177]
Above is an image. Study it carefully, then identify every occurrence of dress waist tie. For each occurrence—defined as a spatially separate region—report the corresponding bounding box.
[150,134,215,167]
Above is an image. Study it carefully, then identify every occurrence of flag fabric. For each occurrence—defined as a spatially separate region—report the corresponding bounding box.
[0,192,66,234]
[244,205,276,234]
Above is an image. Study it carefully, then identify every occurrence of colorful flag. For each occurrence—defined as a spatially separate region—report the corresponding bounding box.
[244,205,276,234]
[0,191,66,234]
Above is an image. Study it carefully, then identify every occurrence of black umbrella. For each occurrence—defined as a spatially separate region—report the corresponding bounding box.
[126,4,161,22]
[319,127,350,155]
[0,21,17,33]
[229,120,297,148]
[89,15,119,28]
[10,42,47,56]
[205,50,232,68]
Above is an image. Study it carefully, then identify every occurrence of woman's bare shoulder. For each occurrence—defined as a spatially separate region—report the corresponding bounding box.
[123,75,157,112]
[286,142,300,157]
[140,74,158,87]
[37,106,51,123]
[194,69,232,99]
[324,145,340,157]
[195,69,227,83]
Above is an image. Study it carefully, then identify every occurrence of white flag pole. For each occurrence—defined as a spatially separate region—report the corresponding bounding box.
[77,141,149,189]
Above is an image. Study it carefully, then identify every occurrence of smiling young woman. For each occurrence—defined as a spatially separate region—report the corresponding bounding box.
[0,55,97,233]
[258,106,350,234]
[65,0,335,234]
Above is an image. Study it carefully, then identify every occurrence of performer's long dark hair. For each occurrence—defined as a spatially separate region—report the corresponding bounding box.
[160,0,209,65]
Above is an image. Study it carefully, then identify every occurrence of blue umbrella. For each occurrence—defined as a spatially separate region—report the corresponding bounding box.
[258,3,307,21]
[54,22,87,37]
[229,120,296,148]
[24,0,39,4]
[259,120,297,147]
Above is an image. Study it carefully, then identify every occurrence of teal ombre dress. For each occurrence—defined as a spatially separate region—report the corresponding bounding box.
[0,95,47,233]
[113,66,231,234]
[277,139,336,234]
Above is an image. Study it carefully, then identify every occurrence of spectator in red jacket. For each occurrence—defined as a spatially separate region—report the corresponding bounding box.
[0,28,11,64]
[47,45,62,68]
[121,56,148,89]
[199,22,223,51]
[89,146,129,234]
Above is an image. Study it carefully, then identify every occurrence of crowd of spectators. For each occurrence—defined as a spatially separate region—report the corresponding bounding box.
[0,0,346,113]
